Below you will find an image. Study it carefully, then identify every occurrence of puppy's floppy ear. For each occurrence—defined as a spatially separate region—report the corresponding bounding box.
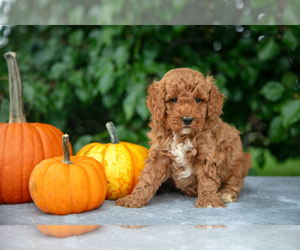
[206,76,225,121]
[146,80,166,121]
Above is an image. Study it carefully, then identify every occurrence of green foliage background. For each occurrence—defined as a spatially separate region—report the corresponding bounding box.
[0,25,299,175]
[3,0,300,25]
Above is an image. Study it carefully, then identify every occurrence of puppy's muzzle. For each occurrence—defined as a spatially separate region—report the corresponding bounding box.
[182,116,193,125]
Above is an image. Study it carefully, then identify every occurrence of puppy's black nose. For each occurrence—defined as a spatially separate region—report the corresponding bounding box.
[182,116,193,125]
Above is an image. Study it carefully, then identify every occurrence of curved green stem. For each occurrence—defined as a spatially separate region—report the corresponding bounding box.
[62,134,73,164]
[105,122,119,144]
[4,51,27,124]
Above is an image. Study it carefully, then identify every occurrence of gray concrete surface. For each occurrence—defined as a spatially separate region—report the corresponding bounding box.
[0,177,299,225]
[0,225,300,250]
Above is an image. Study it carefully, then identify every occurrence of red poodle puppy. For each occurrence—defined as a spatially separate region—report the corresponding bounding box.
[116,68,251,208]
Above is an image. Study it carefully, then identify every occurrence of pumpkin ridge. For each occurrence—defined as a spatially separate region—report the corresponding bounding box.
[67,163,74,214]
[32,125,41,181]
[77,161,92,212]
[35,123,64,157]
[138,146,149,159]
[101,145,108,171]
[0,124,9,203]
[85,161,101,210]
[97,164,107,206]
[30,123,45,160]
[27,124,47,203]
[86,143,102,157]
[8,124,23,203]
[20,124,24,202]
[129,143,149,159]
[42,162,53,213]
[84,145,96,156]
[76,144,93,156]
[121,143,137,194]
[128,142,148,158]
[84,159,107,209]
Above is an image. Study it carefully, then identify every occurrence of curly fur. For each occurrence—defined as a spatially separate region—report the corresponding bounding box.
[116,68,251,208]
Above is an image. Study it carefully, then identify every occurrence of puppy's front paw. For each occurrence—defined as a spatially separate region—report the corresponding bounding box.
[115,195,147,208]
[195,196,225,208]
[218,190,237,203]
[220,193,237,203]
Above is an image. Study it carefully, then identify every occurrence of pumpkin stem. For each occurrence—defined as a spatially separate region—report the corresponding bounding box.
[4,51,27,124]
[105,122,119,144]
[62,134,73,164]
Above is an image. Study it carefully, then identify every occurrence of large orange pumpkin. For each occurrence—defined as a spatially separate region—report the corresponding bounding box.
[36,225,100,238]
[76,122,148,200]
[29,134,107,215]
[0,52,72,204]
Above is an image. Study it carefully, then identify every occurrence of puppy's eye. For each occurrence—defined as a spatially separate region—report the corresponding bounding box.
[171,98,178,103]
[195,98,202,103]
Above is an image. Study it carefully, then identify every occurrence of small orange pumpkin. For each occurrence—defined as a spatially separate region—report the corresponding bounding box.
[36,225,100,238]
[77,122,148,200]
[29,134,107,215]
[0,52,72,204]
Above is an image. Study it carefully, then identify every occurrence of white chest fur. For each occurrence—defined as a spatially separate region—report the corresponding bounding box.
[169,135,194,180]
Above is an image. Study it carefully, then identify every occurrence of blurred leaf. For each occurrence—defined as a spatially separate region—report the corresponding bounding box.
[50,82,69,109]
[49,62,70,80]
[250,25,277,33]
[97,60,115,94]
[258,37,279,60]
[232,89,243,102]
[68,29,84,46]
[62,47,76,66]
[281,100,300,127]
[282,5,299,25]
[123,84,145,121]
[88,29,102,42]
[269,116,288,143]
[250,0,273,7]
[282,29,299,50]
[281,72,297,89]
[173,0,187,9]
[255,149,265,169]
[142,48,159,67]
[259,81,285,102]
[290,125,300,137]
[136,94,150,121]
[68,70,84,88]
[68,5,84,24]
[23,82,50,115]
[249,147,300,176]
[0,98,9,122]
[260,103,274,119]
[101,27,117,46]
[98,73,115,95]
[115,124,140,143]
[241,66,258,86]
[73,135,94,154]
[75,87,90,103]
[278,57,292,71]
[102,93,119,108]
[48,110,68,131]
[113,44,130,69]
